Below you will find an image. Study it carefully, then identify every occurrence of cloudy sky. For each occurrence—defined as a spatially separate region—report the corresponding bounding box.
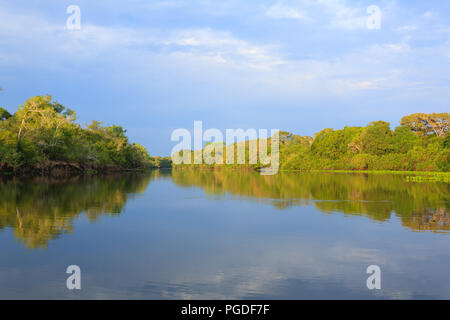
[0,0,449,155]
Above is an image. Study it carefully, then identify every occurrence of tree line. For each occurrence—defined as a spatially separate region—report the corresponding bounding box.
[1,93,448,174]
[281,113,448,172]
[0,95,158,173]
[174,113,449,172]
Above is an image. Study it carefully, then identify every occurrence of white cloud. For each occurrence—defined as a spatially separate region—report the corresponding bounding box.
[317,0,367,30]
[266,3,312,21]
[1,1,449,104]
[0,4,285,71]
[395,25,417,33]
[161,28,286,70]
[423,11,435,19]
[264,0,370,30]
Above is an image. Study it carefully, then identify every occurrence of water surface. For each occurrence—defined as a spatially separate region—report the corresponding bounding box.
[0,170,449,299]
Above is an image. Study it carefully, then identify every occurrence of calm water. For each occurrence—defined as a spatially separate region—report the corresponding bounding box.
[0,170,449,299]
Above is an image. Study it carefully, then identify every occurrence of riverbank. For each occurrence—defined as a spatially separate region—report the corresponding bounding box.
[0,161,157,177]
[294,169,450,176]
[297,169,450,182]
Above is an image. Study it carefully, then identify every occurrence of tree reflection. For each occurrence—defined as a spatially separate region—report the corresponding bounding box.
[0,172,160,249]
[171,169,449,233]
[0,169,448,249]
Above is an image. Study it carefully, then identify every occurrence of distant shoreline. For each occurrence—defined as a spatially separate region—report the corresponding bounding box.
[0,161,169,177]
[173,166,449,175]
[2,166,449,184]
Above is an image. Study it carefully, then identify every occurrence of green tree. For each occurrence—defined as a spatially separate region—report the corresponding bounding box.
[360,121,393,156]
[401,113,449,137]
[0,88,12,121]
[391,125,420,153]
[0,107,11,121]
[0,95,154,172]
[311,127,362,159]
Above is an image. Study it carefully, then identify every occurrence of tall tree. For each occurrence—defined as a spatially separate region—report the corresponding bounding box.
[360,121,393,156]
[0,87,12,121]
[391,125,420,153]
[401,113,449,137]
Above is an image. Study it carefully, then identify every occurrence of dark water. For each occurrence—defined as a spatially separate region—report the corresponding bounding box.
[0,170,449,299]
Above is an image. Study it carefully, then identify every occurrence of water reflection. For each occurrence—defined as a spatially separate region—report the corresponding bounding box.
[171,169,449,233]
[0,169,449,299]
[0,171,166,249]
[0,169,448,250]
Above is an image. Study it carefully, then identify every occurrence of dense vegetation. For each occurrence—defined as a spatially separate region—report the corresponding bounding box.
[1,92,448,174]
[281,113,449,172]
[175,113,449,172]
[0,95,158,173]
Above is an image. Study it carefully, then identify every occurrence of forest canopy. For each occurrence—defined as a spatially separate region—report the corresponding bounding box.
[174,113,449,172]
[0,95,155,173]
[280,113,449,172]
[1,94,448,174]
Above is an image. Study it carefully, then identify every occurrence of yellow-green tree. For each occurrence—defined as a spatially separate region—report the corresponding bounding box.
[401,113,449,137]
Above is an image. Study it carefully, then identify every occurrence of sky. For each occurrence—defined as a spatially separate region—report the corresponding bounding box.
[0,0,449,156]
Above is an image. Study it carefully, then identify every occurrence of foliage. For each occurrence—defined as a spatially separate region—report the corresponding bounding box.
[360,121,392,156]
[173,112,449,173]
[400,113,449,137]
[152,156,173,168]
[281,113,449,172]
[0,95,154,172]
[0,107,11,121]
[311,126,362,159]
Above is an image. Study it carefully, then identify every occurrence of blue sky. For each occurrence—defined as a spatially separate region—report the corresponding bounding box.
[0,0,449,155]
